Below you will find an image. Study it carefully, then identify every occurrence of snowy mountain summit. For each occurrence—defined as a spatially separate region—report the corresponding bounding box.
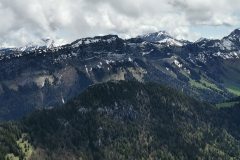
[16,37,67,52]
[137,31,185,46]
[221,29,240,50]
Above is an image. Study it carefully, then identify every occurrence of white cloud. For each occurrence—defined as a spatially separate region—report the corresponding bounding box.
[0,0,239,47]
[169,0,240,26]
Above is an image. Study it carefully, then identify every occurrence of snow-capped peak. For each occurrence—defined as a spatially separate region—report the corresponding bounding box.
[18,43,40,52]
[137,31,172,42]
[17,38,66,52]
[219,29,240,50]
[137,31,184,46]
[224,29,240,40]
[156,31,171,38]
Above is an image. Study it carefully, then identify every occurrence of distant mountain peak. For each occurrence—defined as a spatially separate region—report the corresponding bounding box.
[137,31,184,46]
[231,28,240,34]
[224,29,240,39]
[219,28,240,51]
[16,38,62,52]
[195,37,210,43]
[94,34,119,39]
[137,31,172,41]
[71,34,120,48]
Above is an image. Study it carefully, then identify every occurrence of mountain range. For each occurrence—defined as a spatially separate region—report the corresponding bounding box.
[1,29,240,159]
[0,29,240,120]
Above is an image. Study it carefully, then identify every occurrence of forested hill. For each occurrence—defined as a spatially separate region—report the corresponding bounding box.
[1,81,240,160]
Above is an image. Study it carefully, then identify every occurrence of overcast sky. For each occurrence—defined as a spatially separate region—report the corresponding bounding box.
[0,0,240,47]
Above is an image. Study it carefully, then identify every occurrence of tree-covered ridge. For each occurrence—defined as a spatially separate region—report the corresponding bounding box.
[1,81,240,159]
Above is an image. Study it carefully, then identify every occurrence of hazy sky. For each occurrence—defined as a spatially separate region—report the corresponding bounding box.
[0,0,240,47]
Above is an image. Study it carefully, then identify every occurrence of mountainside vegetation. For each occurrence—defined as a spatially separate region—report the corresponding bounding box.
[1,81,240,160]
